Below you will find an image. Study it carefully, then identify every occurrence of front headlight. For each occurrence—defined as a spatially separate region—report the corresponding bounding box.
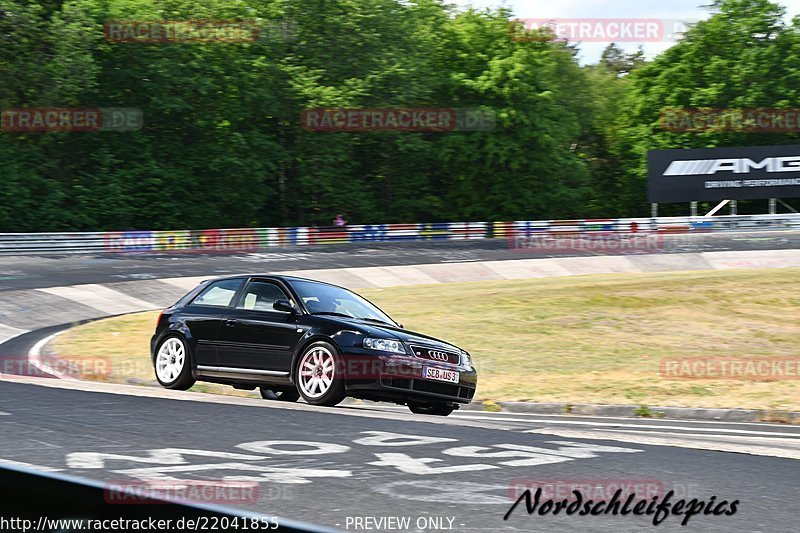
[461,350,473,368]
[363,337,406,354]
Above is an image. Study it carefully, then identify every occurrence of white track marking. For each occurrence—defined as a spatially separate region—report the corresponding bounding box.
[369,453,499,475]
[452,410,797,428]
[442,442,641,463]
[456,415,800,437]
[361,405,800,431]
[27,329,76,380]
[236,441,349,455]
[67,448,265,469]
[352,431,457,447]
[28,439,61,449]
[526,428,800,460]
[592,428,800,446]
[113,463,352,484]
[36,284,158,314]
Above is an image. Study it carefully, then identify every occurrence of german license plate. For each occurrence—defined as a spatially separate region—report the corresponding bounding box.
[423,366,459,384]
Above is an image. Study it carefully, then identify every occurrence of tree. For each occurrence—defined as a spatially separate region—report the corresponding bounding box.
[614,0,800,215]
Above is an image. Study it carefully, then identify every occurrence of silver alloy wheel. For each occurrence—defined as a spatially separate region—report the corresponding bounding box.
[155,337,185,384]
[298,345,335,399]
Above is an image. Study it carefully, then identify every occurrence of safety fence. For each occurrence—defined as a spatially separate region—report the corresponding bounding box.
[492,213,800,240]
[0,223,486,254]
[0,215,798,255]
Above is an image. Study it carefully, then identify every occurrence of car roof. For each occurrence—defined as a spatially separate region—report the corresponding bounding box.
[205,273,342,288]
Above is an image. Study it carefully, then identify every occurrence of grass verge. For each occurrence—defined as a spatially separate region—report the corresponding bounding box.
[48,268,800,410]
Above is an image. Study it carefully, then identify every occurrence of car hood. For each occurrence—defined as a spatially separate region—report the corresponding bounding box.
[333,318,464,353]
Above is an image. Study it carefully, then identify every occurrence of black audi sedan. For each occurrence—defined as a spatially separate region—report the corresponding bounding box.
[150,275,477,416]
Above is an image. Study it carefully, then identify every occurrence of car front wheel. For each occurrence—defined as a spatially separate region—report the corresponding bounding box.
[295,341,346,406]
[260,387,300,402]
[408,401,456,417]
[154,335,195,390]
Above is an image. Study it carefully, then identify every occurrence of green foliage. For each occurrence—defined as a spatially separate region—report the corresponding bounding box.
[615,0,800,216]
[1,0,799,231]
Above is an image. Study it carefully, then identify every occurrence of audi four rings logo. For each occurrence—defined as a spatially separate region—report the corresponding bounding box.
[428,350,450,361]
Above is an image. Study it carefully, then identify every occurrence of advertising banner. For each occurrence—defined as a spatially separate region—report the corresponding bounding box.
[648,144,800,202]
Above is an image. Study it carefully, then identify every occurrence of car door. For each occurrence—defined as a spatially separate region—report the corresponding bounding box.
[181,278,245,366]
[216,279,304,372]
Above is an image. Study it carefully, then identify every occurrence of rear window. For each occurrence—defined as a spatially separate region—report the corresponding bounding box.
[190,279,243,307]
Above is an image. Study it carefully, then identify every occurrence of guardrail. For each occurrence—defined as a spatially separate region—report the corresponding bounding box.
[493,213,800,239]
[0,215,799,255]
[0,223,488,255]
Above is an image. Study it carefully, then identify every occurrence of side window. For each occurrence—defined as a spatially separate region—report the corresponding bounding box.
[191,279,243,307]
[237,281,292,313]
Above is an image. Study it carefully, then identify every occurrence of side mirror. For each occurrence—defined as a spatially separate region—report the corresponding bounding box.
[273,299,297,314]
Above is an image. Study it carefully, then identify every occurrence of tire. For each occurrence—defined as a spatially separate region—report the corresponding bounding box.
[154,335,195,390]
[259,387,300,402]
[295,341,346,407]
[408,401,456,417]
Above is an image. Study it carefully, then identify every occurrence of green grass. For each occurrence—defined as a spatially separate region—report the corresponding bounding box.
[50,268,800,411]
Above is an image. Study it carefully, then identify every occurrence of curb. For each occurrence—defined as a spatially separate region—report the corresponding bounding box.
[467,401,800,424]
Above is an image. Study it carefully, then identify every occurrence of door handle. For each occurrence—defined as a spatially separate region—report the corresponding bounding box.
[225,319,237,327]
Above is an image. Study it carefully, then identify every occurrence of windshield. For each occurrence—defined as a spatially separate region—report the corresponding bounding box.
[289,280,397,326]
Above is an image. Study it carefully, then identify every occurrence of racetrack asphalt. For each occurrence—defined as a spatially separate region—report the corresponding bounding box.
[0,379,797,532]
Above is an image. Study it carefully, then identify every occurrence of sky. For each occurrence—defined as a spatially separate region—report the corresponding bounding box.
[451,0,800,64]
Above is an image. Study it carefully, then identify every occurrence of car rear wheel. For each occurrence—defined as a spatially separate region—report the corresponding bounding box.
[408,401,456,417]
[259,387,300,402]
[295,341,346,406]
[154,335,195,390]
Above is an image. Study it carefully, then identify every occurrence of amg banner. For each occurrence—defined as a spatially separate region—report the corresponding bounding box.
[648,144,800,202]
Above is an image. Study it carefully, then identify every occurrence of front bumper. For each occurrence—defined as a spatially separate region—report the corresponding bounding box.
[341,350,477,404]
